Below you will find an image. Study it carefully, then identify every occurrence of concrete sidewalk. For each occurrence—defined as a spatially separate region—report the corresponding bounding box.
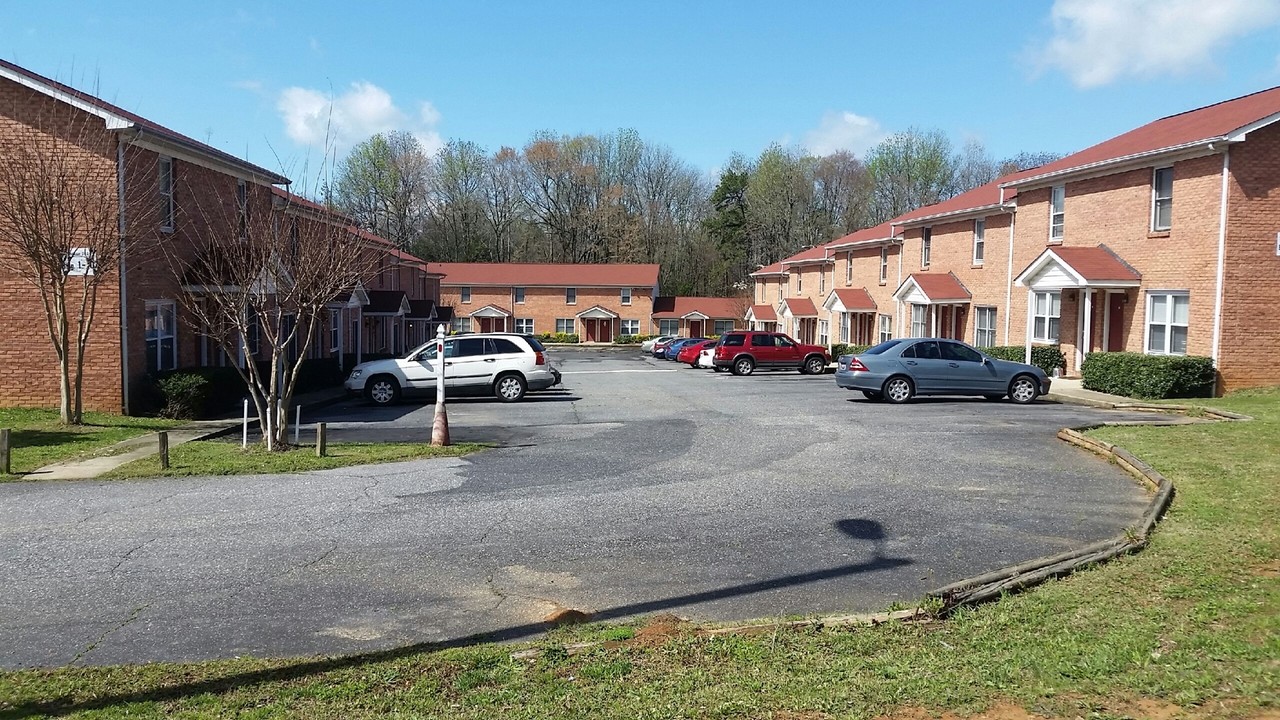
[27,386,350,481]
[1047,378,1155,408]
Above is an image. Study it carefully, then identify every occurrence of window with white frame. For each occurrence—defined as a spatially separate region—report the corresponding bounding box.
[159,157,175,232]
[818,319,829,345]
[756,282,763,303]
[450,316,472,333]
[1152,167,1173,232]
[973,218,985,265]
[879,245,888,283]
[236,179,248,240]
[460,286,471,303]
[620,287,632,305]
[878,314,892,343]
[565,287,576,304]
[921,228,932,268]
[515,317,534,334]
[975,306,996,348]
[840,312,851,343]
[713,319,734,336]
[796,272,803,294]
[514,287,525,304]
[145,301,177,373]
[330,309,340,351]
[845,253,852,285]
[1146,292,1188,355]
[621,319,640,335]
[658,318,679,335]
[819,268,825,294]
[1032,291,1061,342]
[556,318,575,334]
[1049,185,1065,241]
[910,304,928,337]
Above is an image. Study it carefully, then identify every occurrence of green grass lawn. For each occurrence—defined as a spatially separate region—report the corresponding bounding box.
[100,440,487,479]
[1,391,1277,719]
[0,408,178,480]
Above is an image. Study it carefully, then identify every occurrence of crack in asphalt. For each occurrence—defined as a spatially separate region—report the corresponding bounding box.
[109,538,157,575]
[67,603,149,666]
[476,509,512,545]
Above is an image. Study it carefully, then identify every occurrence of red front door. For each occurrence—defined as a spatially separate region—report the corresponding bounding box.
[1107,293,1125,351]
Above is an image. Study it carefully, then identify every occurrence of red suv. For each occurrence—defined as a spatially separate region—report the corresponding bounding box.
[713,331,830,376]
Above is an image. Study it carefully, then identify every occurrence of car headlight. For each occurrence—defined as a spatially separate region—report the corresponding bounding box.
[348,369,363,380]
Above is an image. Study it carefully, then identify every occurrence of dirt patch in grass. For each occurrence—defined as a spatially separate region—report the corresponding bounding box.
[1252,559,1280,578]
[630,613,687,647]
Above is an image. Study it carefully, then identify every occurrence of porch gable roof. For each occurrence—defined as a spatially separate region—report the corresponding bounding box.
[575,304,619,319]
[777,297,818,317]
[823,288,877,313]
[1014,244,1142,290]
[745,304,777,322]
[893,272,972,305]
[469,303,512,318]
[365,290,411,316]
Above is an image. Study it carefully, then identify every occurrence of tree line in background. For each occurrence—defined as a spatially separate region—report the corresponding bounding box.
[328,128,1060,297]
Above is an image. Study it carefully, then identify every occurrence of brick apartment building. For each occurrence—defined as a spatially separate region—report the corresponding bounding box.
[430,263,661,341]
[0,60,441,413]
[756,87,1280,393]
[650,296,747,337]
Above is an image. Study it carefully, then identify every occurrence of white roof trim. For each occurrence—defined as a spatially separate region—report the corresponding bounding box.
[1002,139,1223,190]
[469,304,511,318]
[680,311,710,320]
[892,203,1006,229]
[1226,110,1280,141]
[825,236,899,251]
[1013,248,1143,290]
[575,305,619,319]
[0,65,133,130]
[891,276,971,304]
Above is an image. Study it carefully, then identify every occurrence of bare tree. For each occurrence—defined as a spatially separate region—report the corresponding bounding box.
[165,182,374,450]
[0,105,141,424]
[482,146,525,262]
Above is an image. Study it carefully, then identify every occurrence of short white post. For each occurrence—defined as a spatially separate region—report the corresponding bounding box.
[242,398,249,449]
[431,325,450,446]
[294,404,301,445]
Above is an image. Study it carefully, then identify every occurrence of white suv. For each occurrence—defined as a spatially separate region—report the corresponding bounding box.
[344,334,561,405]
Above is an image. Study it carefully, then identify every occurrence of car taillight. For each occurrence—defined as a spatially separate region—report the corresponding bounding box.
[848,357,869,372]
[534,351,545,365]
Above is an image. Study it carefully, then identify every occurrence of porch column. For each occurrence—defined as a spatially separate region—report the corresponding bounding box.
[1103,290,1115,352]
[1080,288,1093,370]
[337,309,345,372]
[1024,289,1034,365]
[930,306,938,337]
[1076,289,1089,371]
[356,310,363,365]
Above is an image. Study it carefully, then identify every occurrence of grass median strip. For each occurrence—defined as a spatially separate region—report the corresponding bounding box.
[2,390,1277,718]
[0,409,178,480]
[100,440,488,479]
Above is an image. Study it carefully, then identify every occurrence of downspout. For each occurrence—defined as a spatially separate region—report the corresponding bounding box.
[1004,204,1016,345]
[1210,146,1230,368]
[895,235,904,337]
[116,133,131,415]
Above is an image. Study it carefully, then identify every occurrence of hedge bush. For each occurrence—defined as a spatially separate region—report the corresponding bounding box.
[984,345,1066,377]
[615,334,654,345]
[538,332,581,344]
[829,343,871,358]
[155,372,211,419]
[1081,352,1216,399]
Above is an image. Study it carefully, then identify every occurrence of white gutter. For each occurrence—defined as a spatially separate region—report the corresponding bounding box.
[1211,147,1230,364]
[116,133,131,415]
[893,203,1005,229]
[1003,205,1016,345]
[1003,138,1223,190]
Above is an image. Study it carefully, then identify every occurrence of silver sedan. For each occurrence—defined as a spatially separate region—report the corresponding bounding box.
[834,338,1051,404]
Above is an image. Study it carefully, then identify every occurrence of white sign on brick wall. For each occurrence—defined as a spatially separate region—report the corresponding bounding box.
[66,248,95,276]
[1275,232,1280,257]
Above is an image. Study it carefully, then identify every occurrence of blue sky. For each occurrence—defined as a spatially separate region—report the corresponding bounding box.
[5,1,1280,184]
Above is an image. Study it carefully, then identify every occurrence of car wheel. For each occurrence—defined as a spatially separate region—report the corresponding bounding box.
[983,394,1005,401]
[882,376,914,404]
[494,373,527,402]
[802,355,826,375]
[732,357,755,376]
[366,375,401,406]
[1008,375,1039,405]
[862,390,883,401]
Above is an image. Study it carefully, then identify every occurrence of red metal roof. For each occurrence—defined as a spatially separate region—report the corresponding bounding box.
[428,263,660,288]
[829,288,877,312]
[892,174,1029,226]
[651,296,746,319]
[365,290,408,314]
[748,304,777,321]
[825,220,901,248]
[901,272,971,303]
[782,244,831,265]
[780,297,818,317]
[750,261,789,277]
[1008,86,1280,186]
[0,59,288,184]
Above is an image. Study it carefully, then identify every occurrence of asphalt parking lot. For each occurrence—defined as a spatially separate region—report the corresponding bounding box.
[0,348,1156,667]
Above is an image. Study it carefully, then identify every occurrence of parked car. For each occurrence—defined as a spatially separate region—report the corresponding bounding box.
[696,346,718,370]
[651,336,683,357]
[834,338,1051,404]
[641,335,675,354]
[344,333,561,405]
[712,331,830,376]
[665,337,707,360]
[677,339,717,366]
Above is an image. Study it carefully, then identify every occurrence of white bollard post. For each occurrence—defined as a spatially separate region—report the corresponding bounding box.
[294,404,301,445]
[242,398,249,449]
[431,325,450,446]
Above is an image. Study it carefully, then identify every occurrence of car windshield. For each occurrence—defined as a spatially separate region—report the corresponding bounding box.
[406,340,437,360]
[863,339,904,355]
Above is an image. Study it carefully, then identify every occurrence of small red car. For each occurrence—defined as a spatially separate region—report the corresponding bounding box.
[677,339,717,366]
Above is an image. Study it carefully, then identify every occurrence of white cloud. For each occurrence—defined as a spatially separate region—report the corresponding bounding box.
[801,111,886,157]
[1036,0,1280,88]
[276,81,444,156]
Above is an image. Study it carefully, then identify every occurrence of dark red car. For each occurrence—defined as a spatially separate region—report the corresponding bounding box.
[676,339,717,366]
[712,331,830,376]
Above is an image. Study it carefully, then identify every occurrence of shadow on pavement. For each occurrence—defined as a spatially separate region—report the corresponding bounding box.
[9,518,911,718]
